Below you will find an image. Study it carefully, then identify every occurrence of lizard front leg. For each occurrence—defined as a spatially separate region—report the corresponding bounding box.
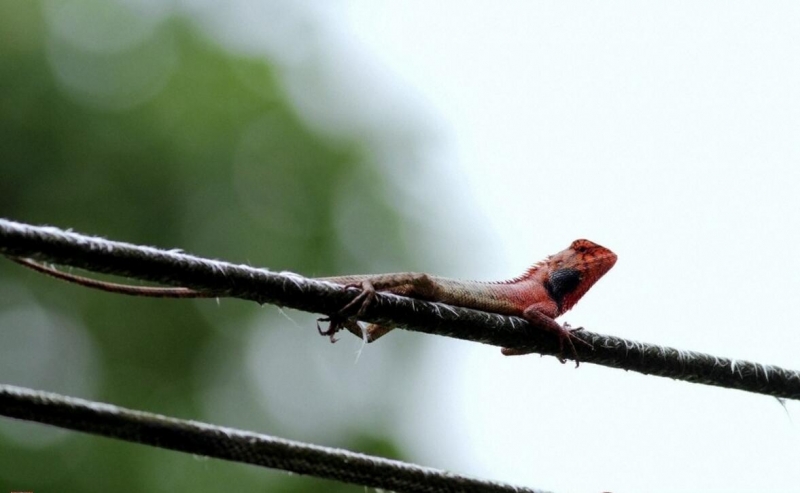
[501,305,591,367]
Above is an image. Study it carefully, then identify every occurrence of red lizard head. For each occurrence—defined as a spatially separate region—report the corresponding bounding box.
[544,239,617,315]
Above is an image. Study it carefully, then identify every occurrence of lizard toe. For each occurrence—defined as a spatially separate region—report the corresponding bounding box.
[316,316,343,343]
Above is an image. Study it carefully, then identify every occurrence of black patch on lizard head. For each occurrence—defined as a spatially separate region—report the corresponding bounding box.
[545,268,582,311]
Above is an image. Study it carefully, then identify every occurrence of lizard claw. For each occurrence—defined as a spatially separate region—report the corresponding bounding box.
[317,316,343,343]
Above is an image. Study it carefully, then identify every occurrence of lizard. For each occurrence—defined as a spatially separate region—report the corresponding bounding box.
[315,238,617,361]
[5,239,617,363]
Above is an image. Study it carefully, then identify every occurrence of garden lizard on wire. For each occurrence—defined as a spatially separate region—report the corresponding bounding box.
[7,239,616,362]
[316,239,616,360]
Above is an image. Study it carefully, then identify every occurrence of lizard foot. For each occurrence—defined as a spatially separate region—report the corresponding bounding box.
[317,317,368,343]
[501,322,593,367]
[317,281,378,343]
[554,322,593,367]
[317,316,345,343]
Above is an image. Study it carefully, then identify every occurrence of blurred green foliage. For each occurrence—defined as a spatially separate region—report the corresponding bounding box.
[0,2,423,491]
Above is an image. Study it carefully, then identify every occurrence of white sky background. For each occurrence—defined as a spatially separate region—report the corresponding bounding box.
[337,2,800,493]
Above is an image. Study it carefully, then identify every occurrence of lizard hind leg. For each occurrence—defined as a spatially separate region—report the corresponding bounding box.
[320,273,430,343]
[337,280,377,318]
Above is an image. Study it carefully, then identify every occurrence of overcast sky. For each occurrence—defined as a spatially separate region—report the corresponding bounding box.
[338,2,800,492]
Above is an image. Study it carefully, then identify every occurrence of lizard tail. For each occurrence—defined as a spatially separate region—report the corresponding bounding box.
[6,257,216,298]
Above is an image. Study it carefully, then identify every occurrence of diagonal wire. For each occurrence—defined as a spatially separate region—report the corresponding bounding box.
[0,384,548,493]
[1,217,800,400]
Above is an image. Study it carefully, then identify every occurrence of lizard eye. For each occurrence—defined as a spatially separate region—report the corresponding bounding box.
[545,268,582,305]
[571,239,592,253]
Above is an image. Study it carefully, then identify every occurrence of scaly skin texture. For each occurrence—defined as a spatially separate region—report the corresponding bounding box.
[318,239,617,361]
